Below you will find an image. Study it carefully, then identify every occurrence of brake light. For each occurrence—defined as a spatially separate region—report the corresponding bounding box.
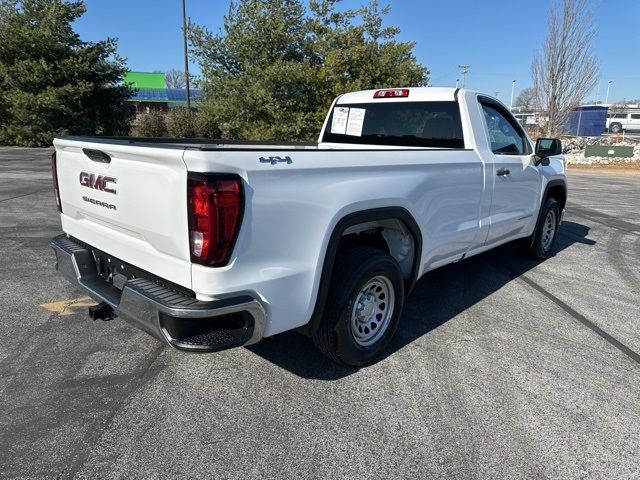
[51,151,62,212]
[373,89,410,98]
[187,173,244,267]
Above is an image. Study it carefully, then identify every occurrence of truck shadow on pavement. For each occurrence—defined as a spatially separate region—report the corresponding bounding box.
[247,221,596,380]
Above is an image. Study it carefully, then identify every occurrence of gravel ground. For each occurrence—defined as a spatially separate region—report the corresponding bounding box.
[1,147,639,479]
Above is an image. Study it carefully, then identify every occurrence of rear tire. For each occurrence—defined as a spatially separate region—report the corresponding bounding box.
[312,247,404,366]
[610,123,622,134]
[523,197,560,259]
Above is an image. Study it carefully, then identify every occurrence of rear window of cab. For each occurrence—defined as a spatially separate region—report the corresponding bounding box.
[322,101,465,149]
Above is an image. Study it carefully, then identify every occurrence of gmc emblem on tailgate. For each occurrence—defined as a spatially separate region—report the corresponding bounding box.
[79,171,117,194]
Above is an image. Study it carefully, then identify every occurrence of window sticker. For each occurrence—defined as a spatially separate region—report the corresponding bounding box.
[331,107,349,134]
[346,108,366,136]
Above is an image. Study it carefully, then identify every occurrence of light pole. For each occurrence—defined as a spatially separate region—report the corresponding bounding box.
[605,80,612,105]
[182,0,191,109]
[458,65,470,88]
[509,80,516,111]
[455,79,459,88]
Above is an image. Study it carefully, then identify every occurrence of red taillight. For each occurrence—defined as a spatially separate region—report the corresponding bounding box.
[51,151,62,213]
[187,173,244,267]
[373,89,410,98]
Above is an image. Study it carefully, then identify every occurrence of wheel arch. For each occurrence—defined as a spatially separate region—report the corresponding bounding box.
[528,178,567,248]
[307,207,422,332]
[544,179,567,211]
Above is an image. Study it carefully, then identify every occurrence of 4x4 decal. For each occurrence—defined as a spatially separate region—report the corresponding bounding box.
[259,156,292,165]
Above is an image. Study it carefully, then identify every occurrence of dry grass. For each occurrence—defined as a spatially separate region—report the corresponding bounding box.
[567,162,640,174]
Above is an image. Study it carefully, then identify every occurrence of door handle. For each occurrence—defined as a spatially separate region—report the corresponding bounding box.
[496,168,510,176]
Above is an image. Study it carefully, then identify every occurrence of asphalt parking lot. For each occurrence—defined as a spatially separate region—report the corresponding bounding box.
[1,147,639,479]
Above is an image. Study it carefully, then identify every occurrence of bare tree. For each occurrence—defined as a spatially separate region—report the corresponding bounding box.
[514,87,536,111]
[532,0,599,136]
[612,98,640,108]
[165,69,186,89]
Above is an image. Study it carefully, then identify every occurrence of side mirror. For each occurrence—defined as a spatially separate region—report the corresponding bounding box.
[534,138,562,166]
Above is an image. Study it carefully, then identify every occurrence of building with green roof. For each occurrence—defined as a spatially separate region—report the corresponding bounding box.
[124,72,167,89]
[124,71,202,114]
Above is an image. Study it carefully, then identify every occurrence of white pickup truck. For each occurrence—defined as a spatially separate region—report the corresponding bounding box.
[51,87,566,366]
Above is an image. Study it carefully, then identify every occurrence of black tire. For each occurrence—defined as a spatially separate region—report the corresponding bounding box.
[312,247,404,366]
[523,197,560,259]
[610,123,622,134]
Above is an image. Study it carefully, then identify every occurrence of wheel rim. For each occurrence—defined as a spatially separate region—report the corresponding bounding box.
[350,275,395,347]
[541,209,557,252]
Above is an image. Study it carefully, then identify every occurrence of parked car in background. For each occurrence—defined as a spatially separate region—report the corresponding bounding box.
[606,111,640,133]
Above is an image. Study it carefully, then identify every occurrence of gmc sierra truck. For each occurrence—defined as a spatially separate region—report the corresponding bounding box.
[50,87,566,366]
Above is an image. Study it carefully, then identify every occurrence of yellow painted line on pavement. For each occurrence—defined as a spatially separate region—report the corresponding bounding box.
[40,296,95,316]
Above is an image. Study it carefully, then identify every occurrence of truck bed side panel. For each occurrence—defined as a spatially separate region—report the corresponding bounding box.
[184,148,484,336]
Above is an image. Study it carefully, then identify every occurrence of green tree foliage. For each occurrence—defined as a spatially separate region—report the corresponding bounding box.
[166,107,196,137]
[190,0,428,141]
[136,111,167,137]
[0,0,133,146]
[194,105,222,139]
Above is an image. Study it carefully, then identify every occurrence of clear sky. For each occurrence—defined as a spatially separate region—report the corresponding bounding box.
[73,0,640,102]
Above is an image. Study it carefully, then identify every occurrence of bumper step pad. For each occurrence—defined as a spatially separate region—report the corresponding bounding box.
[176,330,239,347]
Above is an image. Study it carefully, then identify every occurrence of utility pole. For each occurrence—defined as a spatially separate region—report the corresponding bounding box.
[455,79,459,88]
[509,80,516,111]
[595,81,600,104]
[605,80,612,105]
[458,65,470,88]
[182,0,191,109]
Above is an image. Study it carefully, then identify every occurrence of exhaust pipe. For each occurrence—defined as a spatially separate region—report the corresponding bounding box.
[88,302,115,321]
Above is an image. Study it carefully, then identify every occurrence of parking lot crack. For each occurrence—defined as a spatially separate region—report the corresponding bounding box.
[516,273,640,367]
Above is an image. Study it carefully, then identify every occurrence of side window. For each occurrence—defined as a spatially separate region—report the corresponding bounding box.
[480,103,528,155]
[630,114,640,120]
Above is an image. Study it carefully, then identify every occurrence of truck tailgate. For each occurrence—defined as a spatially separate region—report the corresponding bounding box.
[53,138,192,289]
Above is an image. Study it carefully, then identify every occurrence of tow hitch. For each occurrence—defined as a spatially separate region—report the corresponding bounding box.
[88,302,115,321]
